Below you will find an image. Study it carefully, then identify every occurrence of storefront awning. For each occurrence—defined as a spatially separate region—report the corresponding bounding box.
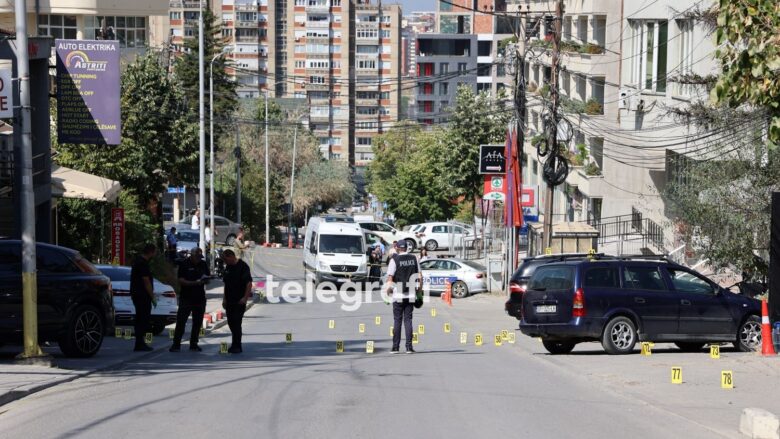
[51,164,121,203]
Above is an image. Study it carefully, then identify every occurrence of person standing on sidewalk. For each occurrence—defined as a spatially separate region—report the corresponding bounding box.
[221,249,252,353]
[170,248,210,352]
[385,240,420,354]
[166,226,178,262]
[130,244,157,352]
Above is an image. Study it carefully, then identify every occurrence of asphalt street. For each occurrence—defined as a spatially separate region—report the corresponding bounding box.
[0,248,776,439]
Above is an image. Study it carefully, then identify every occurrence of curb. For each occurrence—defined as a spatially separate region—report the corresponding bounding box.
[0,298,260,408]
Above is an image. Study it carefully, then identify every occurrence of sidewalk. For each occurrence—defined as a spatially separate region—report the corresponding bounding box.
[0,281,261,407]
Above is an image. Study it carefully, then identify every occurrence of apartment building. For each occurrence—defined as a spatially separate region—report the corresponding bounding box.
[516,0,719,255]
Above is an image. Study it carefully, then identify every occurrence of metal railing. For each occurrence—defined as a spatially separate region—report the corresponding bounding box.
[584,213,665,255]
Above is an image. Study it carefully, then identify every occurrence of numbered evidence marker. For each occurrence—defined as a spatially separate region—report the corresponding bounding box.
[359,323,366,333]
[640,342,652,356]
[418,324,425,335]
[494,334,502,346]
[389,326,394,337]
[475,333,483,346]
[459,332,467,344]
[375,316,381,325]
[328,319,335,329]
[710,345,721,359]
[507,332,516,344]
[366,341,374,354]
[721,370,734,389]
[336,341,344,353]
[671,367,683,384]
[200,327,206,337]
[144,333,153,344]
[285,333,293,344]
[431,308,437,317]
[444,322,451,333]
[124,328,132,340]
[412,332,419,344]
[169,328,175,340]
[115,328,122,338]
[220,342,229,354]
[500,329,509,341]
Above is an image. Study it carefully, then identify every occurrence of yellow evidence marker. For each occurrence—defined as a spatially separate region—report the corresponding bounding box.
[431,308,437,317]
[494,334,502,346]
[418,324,425,335]
[459,332,467,344]
[500,329,509,341]
[124,328,132,340]
[200,327,206,337]
[285,333,292,343]
[389,326,394,336]
[671,367,683,384]
[328,319,335,329]
[375,316,381,325]
[366,341,374,354]
[359,323,365,333]
[640,342,652,356]
[144,333,153,344]
[220,342,228,354]
[169,328,175,340]
[115,328,122,338]
[475,334,483,346]
[710,345,720,359]
[336,341,344,353]
[507,332,516,344]
[444,322,451,333]
[721,370,733,389]
[412,332,419,344]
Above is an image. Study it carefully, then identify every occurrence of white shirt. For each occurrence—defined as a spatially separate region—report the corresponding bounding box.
[205,226,212,244]
[191,215,199,230]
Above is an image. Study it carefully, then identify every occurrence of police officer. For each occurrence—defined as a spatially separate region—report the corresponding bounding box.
[130,244,157,352]
[385,240,420,354]
[221,249,253,353]
[170,247,210,352]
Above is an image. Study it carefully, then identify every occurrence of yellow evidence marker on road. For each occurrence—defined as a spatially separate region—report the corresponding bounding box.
[366,341,374,354]
[336,341,344,353]
[124,328,132,340]
[375,316,381,325]
[412,332,419,344]
[431,308,437,317]
[500,329,509,341]
[418,324,425,335]
[721,370,733,389]
[507,332,516,344]
[359,323,365,333]
[494,334,502,346]
[710,345,720,359]
[169,328,175,340]
[220,342,228,354]
[328,319,335,329]
[390,326,394,336]
[144,333,153,344]
[475,334,483,346]
[640,342,652,356]
[671,367,683,384]
[285,333,292,343]
[115,328,122,338]
[444,323,451,333]
[459,332,467,344]
[200,327,205,337]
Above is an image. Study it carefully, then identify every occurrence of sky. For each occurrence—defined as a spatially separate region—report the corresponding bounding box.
[392,0,437,13]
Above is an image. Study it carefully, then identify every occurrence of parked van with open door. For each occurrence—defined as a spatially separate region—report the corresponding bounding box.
[303,216,368,285]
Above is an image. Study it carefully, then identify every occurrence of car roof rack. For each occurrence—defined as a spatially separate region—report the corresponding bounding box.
[615,254,670,261]
[532,252,616,261]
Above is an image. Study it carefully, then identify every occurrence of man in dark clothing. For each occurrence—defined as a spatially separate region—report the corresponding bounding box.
[170,248,210,352]
[165,227,178,262]
[221,249,253,353]
[130,244,157,352]
[385,240,420,354]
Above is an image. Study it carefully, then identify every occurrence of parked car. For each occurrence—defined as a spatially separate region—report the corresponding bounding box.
[357,220,419,251]
[505,253,610,320]
[413,222,476,251]
[420,258,487,298]
[96,265,178,335]
[519,257,763,355]
[0,241,114,357]
[364,231,390,258]
[174,229,200,261]
[180,215,241,245]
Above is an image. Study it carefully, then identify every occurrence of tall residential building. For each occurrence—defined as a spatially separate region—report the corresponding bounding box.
[166,0,402,169]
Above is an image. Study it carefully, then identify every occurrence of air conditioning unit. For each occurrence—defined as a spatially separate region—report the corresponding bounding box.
[618,88,630,110]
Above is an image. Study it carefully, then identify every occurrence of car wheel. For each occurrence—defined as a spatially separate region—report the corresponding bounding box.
[404,239,416,251]
[59,305,105,358]
[601,316,637,354]
[451,281,469,298]
[425,240,438,251]
[542,340,576,354]
[735,315,762,352]
[674,342,705,352]
[225,234,236,246]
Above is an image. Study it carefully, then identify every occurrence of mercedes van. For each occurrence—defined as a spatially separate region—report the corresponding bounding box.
[303,216,368,285]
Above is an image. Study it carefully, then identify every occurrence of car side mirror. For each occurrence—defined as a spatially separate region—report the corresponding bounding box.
[392,230,396,234]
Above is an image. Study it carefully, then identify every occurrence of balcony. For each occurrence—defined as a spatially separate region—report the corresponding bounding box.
[234,4,259,12]
[234,21,259,28]
[306,21,330,28]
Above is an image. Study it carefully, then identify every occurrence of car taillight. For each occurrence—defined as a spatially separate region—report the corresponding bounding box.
[509,282,525,295]
[162,291,176,298]
[113,289,131,297]
[573,288,586,317]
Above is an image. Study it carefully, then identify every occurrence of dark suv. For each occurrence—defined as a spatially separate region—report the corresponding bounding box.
[519,257,762,355]
[0,241,114,357]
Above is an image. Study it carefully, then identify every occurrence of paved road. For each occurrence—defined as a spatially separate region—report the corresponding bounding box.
[0,248,775,438]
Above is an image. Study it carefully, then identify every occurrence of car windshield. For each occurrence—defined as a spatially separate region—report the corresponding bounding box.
[461,260,486,271]
[177,231,199,242]
[98,266,131,281]
[528,266,575,291]
[319,235,363,254]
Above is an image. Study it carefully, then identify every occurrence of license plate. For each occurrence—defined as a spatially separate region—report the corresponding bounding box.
[535,305,557,314]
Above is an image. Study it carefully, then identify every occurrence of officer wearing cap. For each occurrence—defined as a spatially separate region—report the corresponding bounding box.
[170,247,210,352]
[385,240,420,354]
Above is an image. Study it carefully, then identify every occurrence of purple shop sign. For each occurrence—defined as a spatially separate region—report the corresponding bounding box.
[56,39,121,145]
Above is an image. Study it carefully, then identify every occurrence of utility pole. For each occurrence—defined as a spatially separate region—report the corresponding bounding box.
[15,0,44,360]
[542,1,563,251]
[510,8,529,275]
[198,0,206,253]
[235,122,241,224]
[288,123,298,249]
[264,90,270,245]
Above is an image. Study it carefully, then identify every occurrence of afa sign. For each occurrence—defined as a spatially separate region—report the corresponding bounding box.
[478,145,506,174]
[56,39,121,145]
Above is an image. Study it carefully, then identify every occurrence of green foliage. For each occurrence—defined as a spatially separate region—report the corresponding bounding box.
[584,162,601,176]
[255,98,285,130]
[560,95,586,114]
[713,0,780,145]
[584,98,603,115]
[539,83,550,98]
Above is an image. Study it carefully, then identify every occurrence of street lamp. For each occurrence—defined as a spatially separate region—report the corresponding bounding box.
[264,89,269,245]
[197,0,206,253]
[209,48,229,269]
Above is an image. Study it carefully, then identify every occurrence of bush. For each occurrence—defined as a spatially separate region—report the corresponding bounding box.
[539,83,550,98]
[584,162,602,176]
[585,98,603,115]
[583,43,605,54]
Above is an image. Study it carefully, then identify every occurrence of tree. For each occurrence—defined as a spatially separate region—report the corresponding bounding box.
[174,5,237,128]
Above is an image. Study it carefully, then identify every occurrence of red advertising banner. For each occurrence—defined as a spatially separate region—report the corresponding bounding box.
[111,208,125,266]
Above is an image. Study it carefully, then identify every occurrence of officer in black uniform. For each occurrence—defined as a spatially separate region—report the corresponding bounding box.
[130,244,157,352]
[385,240,420,354]
[170,247,210,352]
[221,249,253,353]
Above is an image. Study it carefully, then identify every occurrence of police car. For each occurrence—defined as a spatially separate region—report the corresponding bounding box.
[420,258,488,298]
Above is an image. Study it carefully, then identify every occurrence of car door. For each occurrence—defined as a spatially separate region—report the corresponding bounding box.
[621,265,679,338]
[36,247,82,336]
[665,267,736,336]
[420,260,446,292]
[430,225,449,248]
[0,243,22,339]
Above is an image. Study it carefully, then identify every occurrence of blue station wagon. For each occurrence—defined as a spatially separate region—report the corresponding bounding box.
[519,258,763,354]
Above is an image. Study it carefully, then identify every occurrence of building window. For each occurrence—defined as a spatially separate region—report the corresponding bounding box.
[421,82,434,95]
[357,137,372,145]
[439,15,471,34]
[590,137,604,169]
[439,82,449,95]
[439,62,449,74]
[417,62,434,76]
[630,20,669,93]
[676,19,694,96]
[39,14,78,40]
[477,63,492,76]
[85,16,147,47]
[457,63,467,73]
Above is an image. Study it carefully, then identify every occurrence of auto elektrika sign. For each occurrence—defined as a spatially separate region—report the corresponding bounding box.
[56,39,121,145]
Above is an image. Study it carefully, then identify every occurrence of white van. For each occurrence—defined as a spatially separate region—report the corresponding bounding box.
[304,216,368,284]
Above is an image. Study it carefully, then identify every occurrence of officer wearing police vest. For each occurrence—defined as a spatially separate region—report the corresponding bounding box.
[385,240,421,354]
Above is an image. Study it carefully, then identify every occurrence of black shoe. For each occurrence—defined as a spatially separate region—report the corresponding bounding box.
[169,344,181,352]
[390,348,400,354]
[406,348,416,354]
[189,345,202,352]
[228,346,242,354]
[134,345,153,352]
